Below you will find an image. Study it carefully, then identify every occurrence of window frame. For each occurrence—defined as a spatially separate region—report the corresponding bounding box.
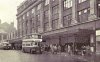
[63,0,72,10]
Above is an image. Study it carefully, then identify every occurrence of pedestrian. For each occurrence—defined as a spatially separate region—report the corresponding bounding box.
[47,45,50,52]
[53,44,57,54]
[68,45,72,55]
[50,44,54,54]
[57,45,61,54]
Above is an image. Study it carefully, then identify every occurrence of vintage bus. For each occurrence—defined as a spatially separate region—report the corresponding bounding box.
[22,34,42,54]
[0,42,12,50]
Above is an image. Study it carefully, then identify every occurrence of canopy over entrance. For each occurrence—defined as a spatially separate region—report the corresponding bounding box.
[43,29,95,44]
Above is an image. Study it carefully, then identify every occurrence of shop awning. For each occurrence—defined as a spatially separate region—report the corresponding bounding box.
[43,29,95,44]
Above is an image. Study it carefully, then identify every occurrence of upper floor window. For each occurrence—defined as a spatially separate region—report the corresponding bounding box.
[44,22,49,32]
[44,10,49,19]
[79,0,87,3]
[52,5,59,16]
[63,0,72,10]
[23,15,25,19]
[98,4,100,6]
[37,4,41,10]
[78,12,81,15]
[36,14,40,26]
[84,9,88,13]
[52,19,58,29]
[27,12,29,16]
[63,14,72,27]
[32,8,35,14]
[45,0,49,5]
[78,8,89,16]
[78,8,90,22]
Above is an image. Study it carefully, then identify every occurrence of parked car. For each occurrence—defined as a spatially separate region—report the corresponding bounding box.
[0,42,12,50]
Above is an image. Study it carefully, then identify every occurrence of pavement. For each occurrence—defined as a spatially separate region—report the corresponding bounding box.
[1,50,99,62]
[59,52,100,62]
[43,52,100,62]
[0,50,86,62]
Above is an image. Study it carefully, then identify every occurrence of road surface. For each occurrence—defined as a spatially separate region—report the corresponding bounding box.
[0,50,88,62]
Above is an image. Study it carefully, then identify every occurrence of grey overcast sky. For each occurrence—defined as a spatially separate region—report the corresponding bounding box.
[0,0,24,28]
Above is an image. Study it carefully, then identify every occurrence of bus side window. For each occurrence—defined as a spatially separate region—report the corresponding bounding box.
[35,42,37,45]
[38,35,42,39]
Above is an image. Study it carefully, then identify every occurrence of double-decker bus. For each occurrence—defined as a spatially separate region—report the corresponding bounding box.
[22,34,42,54]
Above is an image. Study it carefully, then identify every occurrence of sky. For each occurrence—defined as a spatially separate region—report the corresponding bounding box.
[0,0,24,28]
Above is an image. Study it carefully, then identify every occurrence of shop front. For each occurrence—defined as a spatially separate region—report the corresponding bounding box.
[9,39,22,50]
[42,29,96,55]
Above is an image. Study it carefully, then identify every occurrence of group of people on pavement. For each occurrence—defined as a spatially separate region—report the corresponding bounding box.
[41,44,91,56]
[42,44,61,54]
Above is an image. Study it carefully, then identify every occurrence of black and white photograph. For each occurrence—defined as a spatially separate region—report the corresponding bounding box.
[0,0,100,62]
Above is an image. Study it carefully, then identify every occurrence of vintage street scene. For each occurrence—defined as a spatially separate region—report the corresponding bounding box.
[0,0,100,62]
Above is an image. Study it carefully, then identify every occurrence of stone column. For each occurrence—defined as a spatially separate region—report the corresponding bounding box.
[27,19,30,35]
[72,0,78,25]
[39,2,44,33]
[88,0,97,21]
[23,21,25,37]
[90,32,96,62]
[48,0,52,31]
[58,0,63,28]
[90,33,96,53]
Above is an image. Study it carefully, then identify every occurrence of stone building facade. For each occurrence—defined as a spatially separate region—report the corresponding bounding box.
[17,0,100,54]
